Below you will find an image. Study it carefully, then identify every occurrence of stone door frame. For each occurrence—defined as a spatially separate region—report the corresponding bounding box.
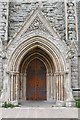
[5,36,74,105]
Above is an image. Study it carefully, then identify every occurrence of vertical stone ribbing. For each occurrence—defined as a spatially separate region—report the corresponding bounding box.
[46,73,51,101]
[10,74,14,101]
[65,0,77,41]
[0,1,9,98]
[16,73,19,101]
[0,2,9,43]
[54,73,65,101]
[65,0,78,99]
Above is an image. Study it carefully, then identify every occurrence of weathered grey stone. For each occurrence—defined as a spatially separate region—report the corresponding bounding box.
[0,0,79,104]
[8,1,66,41]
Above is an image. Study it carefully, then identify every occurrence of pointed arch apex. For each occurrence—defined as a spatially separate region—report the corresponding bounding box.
[7,6,61,47]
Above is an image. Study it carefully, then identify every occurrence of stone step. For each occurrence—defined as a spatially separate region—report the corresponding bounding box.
[1,107,78,118]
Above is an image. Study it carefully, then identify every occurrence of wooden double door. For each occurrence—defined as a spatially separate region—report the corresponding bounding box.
[26,59,46,100]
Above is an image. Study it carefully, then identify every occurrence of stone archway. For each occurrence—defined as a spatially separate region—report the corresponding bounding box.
[8,36,67,103]
[19,47,55,101]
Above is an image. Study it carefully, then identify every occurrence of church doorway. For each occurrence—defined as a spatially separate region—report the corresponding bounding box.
[8,37,67,102]
[26,58,46,100]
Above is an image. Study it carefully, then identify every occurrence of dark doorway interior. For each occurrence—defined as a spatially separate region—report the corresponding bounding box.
[26,58,46,100]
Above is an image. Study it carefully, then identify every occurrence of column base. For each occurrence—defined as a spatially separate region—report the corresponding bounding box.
[47,98,54,102]
[10,100,18,105]
[65,99,75,107]
[56,100,65,107]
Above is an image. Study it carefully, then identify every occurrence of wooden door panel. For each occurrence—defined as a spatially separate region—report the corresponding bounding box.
[26,59,46,100]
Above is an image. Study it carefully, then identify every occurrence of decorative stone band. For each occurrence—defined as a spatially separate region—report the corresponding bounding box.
[66,0,78,41]
[0,2,9,42]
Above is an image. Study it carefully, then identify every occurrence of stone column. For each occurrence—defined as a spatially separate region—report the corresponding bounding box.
[10,72,19,103]
[7,73,11,101]
[54,73,58,101]
[57,74,62,101]
[61,74,64,101]
[10,73,14,101]
[14,73,18,101]
[46,73,51,101]
[53,74,56,101]
[20,73,23,99]
[13,74,16,100]
[15,73,19,101]
[54,73,64,101]
[23,73,26,100]
[50,73,54,100]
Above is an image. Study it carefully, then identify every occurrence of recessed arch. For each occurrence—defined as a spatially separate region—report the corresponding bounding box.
[19,47,55,74]
[7,36,70,102]
[8,36,65,73]
[18,46,56,101]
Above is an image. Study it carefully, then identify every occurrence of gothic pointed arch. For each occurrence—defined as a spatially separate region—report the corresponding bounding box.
[5,6,74,104]
[7,7,61,47]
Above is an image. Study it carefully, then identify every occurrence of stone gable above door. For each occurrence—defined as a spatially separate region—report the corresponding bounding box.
[7,7,68,66]
[9,7,61,42]
[8,1,65,41]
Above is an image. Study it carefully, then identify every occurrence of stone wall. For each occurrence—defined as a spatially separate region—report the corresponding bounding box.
[0,0,79,100]
[8,1,65,41]
[0,1,9,97]
[76,1,80,99]
[0,57,3,96]
[65,0,78,99]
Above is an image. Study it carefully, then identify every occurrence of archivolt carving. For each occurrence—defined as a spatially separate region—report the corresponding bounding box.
[27,17,48,32]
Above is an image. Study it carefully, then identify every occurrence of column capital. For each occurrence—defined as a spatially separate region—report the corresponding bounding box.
[20,72,27,76]
[8,71,19,75]
[46,73,50,76]
[46,72,54,76]
[54,71,64,76]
